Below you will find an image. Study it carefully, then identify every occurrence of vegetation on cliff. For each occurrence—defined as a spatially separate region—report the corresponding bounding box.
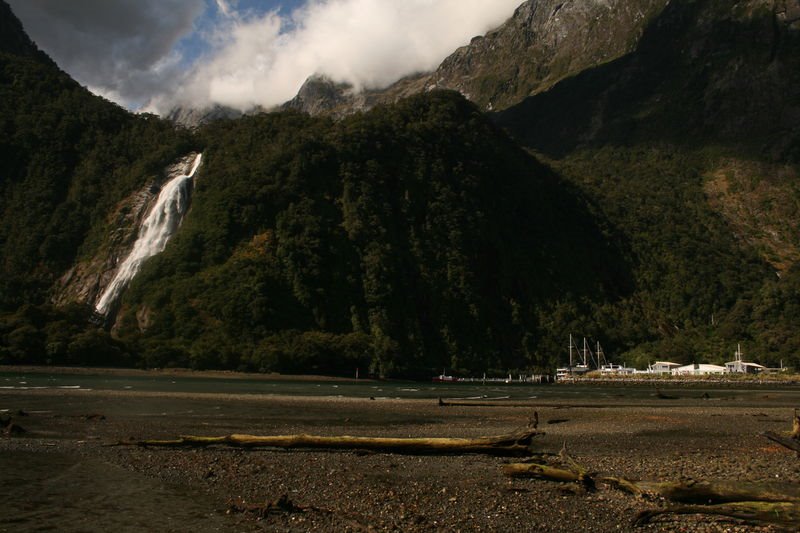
[114,93,626,376]
[1,0,798,374]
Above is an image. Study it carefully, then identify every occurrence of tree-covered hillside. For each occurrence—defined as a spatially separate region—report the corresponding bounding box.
[494,0,800,367]
[0,4,194,312]
[0,0,193,364]
[1,0,798,374]
[0,1,628,375]
[114,93,628,376]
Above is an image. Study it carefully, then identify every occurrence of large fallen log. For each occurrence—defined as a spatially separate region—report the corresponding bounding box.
[607,478,800,504]
[633,501,800,528]
[503,452,800,528]
[503,462,596,491]
[111,429,541,457]
[505,463,800,504]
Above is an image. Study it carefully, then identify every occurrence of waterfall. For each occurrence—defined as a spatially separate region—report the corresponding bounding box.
[94,153,202,315]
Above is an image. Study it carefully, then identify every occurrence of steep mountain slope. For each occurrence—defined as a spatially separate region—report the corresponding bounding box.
[429,0,670,111]
[495,0,800,157]
[2,0,799,373]
[494,0,800,366]
[283,0,669,117]
[114,93,629,376]
[0,2,627,375]
[0,0,194,363]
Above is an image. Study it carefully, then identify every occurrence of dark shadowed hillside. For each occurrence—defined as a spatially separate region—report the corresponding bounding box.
[113,93,630,376]
[494,0,800,367]
[1,0,799,373]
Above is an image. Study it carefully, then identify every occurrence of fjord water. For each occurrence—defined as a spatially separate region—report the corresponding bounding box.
[94,153,203,315]
[2,370,799,404]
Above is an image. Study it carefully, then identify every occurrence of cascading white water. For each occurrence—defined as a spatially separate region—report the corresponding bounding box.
[94,153,202,315]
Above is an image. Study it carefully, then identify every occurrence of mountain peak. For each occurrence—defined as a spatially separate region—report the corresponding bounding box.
[280,0,670,116]
[165,104,244,129]
[431,0,670,111]
[282,74,364,116]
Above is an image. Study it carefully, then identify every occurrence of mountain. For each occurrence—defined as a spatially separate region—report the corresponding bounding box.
[0,0,194,364]
[280,0,669,117]
[280,0,800,368]
[166,104,244,130]
[1,0,799,374]
[0,1,625,375]
[111,94,630,375]
[428,0,670,111]
[493,0,800,365]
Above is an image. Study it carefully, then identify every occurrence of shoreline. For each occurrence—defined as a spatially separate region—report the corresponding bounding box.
[0,364,368,382]
[561,375,800,387]
[3,364,798,388]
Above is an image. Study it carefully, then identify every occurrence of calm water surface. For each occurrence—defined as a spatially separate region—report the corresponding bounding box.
[3,370,798,402]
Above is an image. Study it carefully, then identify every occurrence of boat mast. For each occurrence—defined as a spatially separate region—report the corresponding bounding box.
[569,334,574,369]
[583,337,588,367]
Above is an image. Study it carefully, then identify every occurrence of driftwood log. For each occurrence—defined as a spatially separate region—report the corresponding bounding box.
[633,501,800,528]
[504,445,595,489]
[112,429,541,457]
[504,449,800,528]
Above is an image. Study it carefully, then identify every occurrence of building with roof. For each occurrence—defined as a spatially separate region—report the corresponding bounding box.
[673,363,726,376]
[725,344,765,374]
[649,361,681,374]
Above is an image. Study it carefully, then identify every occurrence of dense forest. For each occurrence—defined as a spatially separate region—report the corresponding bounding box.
[112,93,630,377]
[493,0,800,369]
[1,0,798,376]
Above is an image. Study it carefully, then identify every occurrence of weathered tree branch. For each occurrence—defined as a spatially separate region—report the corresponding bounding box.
[504,449,800,529]
[606,478,800,504]
[111,429,541,457]
[633,501,800,528]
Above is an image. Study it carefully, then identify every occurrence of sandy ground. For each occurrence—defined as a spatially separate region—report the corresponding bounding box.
[2,384,800,532]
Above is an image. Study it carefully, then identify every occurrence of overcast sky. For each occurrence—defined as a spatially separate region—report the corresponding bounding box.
[7,0,522,114]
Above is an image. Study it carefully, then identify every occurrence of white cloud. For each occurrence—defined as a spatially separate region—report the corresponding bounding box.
[7,0,205,109]
[8,0,523,114]
[159,0,523,113]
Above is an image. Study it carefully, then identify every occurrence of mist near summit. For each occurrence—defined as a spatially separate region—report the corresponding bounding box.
[8,0,522,114]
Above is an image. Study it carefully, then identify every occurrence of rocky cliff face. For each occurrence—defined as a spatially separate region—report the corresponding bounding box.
[494,0,800,156]
[52,155,199,310]
[279,0,669,117]
[429,0,669,111]
[166,104,243,129]
[52,186,155,309]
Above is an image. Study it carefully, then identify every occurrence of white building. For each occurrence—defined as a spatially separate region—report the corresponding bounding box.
[649,361,681,374]
[673,363,726,376]
[725,344,765,374]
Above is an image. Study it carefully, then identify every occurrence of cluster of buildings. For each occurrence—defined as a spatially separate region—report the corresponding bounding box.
[558,340,776,379]
[647,344,768,376]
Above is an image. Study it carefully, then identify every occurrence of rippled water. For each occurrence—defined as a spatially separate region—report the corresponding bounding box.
[2,370,798,402]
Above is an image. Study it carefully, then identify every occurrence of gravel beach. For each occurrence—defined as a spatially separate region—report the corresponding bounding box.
[2,381,799,532]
